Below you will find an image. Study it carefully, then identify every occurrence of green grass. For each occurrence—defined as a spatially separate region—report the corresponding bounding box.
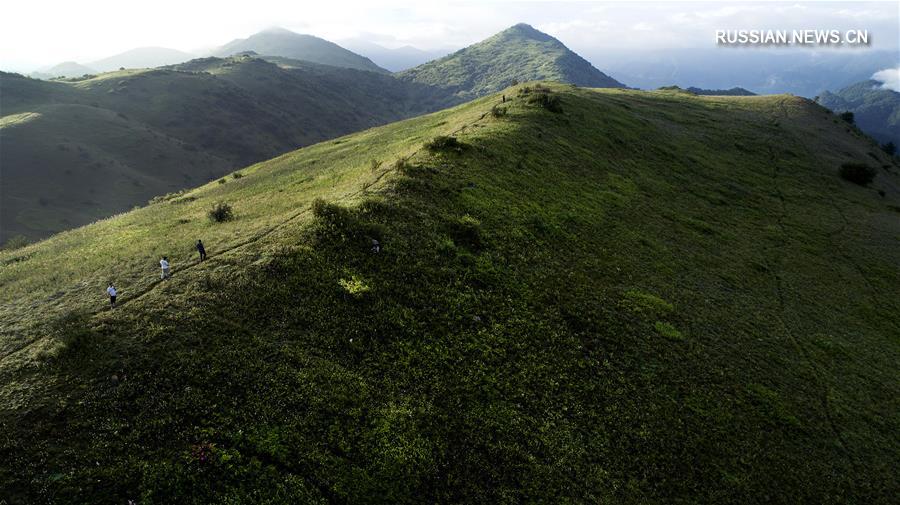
[1,84,899,503]
[0,58,452,242]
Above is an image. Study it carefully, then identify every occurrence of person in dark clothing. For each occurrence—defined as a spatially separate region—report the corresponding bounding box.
[196,239,207,261]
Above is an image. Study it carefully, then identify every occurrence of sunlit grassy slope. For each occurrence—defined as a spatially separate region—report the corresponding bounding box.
[1,84,899,503]
[0,58,442,242]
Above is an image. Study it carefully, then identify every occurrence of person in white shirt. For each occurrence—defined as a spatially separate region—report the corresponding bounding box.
[107,283,117,308]
[160,257,171,279]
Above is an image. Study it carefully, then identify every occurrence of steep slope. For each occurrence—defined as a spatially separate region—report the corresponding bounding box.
[211,27,387,73]
[88,47,195,72]
[398,24,624,100]
[0,58,445,242]
[818,79,900,146]
[1,84,898,503]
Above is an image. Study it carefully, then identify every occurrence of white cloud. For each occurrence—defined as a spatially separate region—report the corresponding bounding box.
[872,67,900,92]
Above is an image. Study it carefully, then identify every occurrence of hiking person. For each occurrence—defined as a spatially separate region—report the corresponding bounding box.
[160,256,171,279]
[196,239,207,261]
[107,283,117,308]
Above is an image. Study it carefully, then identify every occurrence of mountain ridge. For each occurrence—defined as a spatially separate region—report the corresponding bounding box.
[1,84,898,502]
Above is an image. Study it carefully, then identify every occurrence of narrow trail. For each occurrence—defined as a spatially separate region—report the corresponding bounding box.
[762,98,851,453]
[1,103,497,365]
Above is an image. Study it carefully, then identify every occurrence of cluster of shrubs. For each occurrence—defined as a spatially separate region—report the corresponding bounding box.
[208,202,234,222]
[518,84,563,113]
[490,105,507,118]
[425,136,464,152]
[839,162,877,186]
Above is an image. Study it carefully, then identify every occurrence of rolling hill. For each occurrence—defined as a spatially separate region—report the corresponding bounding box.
[30,61,97,79]
[211,27,387,73]
[1,84,898,503]
[0,58,445,242]
[817,79,900,146]
[398,24,624,100]
[88,47,195,72]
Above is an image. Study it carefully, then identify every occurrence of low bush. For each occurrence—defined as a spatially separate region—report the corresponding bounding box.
[881,141,896,156]
[527,93,563,113]
[218,178,227,185]
[425,136,463,152]
[208,202,234,222]
[839,111,855,124]
[232,172,243,179]
[490,105,507,118]
[839,162,877,186]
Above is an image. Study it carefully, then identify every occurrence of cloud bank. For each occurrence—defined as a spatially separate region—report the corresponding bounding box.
[872,67,900,92]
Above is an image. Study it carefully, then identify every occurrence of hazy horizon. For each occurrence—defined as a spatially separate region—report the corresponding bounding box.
[2,0,897,73]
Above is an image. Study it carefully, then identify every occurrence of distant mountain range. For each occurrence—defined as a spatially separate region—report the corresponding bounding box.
[595,48,898,97]
[30,47,196,79]
[2,24,626,241]
[398,23,623,100]
[211,27,388,73]
[339,39,452,72]
[818,79,900,146]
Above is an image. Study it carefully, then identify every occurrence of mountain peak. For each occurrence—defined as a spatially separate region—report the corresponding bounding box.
[500,23,554,42]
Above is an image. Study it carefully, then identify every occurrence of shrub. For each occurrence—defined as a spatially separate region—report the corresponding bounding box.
[655,321,684,341]
[839,163,877,186]
[527,93,563,113]
[881,141,896,156]
[232,172,243,179]
[490,105,507,118]
[839,111,855,124]
[425,136,463,152]
[218,178,227,185]
[208,202,234,222]
[450,214,482,249]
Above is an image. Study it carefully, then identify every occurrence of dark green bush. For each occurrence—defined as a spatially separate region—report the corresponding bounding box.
[232,172,243,179]
[839,163,877,185]
[490,105,507,118]
[218,178,227,185]
[208,202,235,222]
[839,111,855,124]
[425,136,463,151]
[881,141,896,156]
[527,93,563,113]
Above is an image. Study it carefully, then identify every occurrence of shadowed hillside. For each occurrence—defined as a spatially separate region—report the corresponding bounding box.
[1,84,898,503]
[818,79,900,146]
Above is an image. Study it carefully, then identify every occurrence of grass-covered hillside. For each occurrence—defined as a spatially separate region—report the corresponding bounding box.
[211,27,387,73]
[818,79,900,146]
[2,83,899,504]
[0,57,441,242]
[398,24,623,100]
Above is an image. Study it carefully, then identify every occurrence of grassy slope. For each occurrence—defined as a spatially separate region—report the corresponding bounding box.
[0,60,442,242]
[398,24,623,101]
[1,84,899,503]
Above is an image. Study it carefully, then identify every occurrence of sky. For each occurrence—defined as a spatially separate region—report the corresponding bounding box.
[1,0,897,72]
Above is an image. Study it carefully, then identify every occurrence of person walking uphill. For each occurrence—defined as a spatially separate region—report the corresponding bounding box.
[160,256,171,279]
[196,239,206,261]
[107,283,117,308]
